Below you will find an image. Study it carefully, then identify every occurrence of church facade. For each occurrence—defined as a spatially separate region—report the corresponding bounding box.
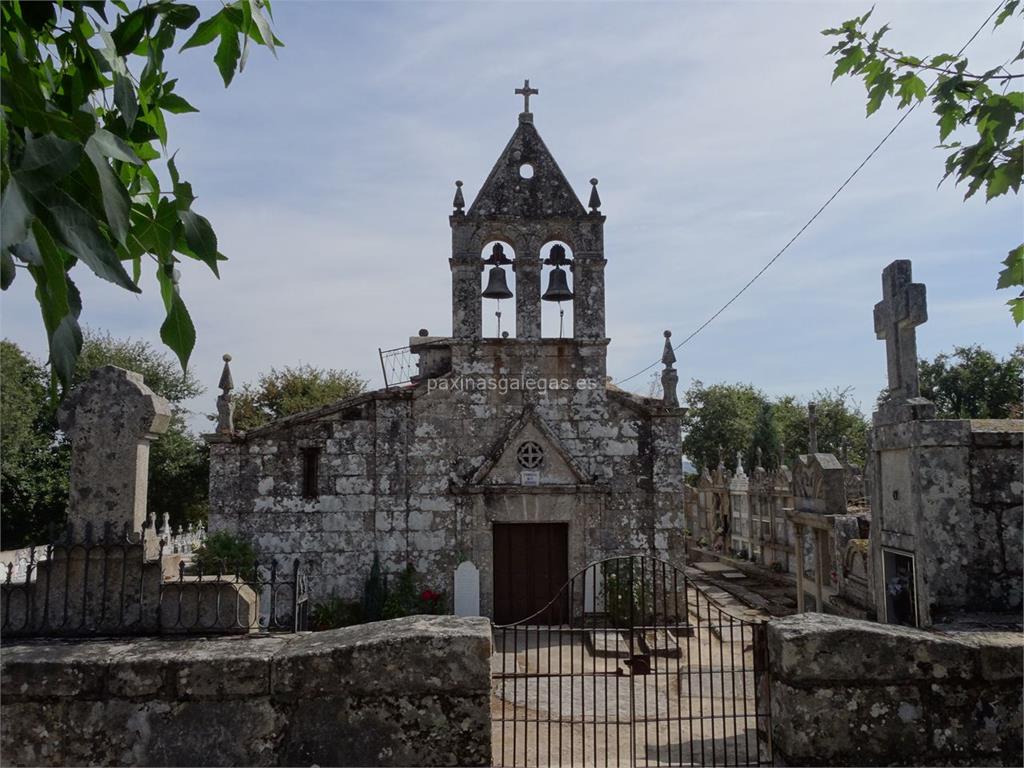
[207,88,686,621]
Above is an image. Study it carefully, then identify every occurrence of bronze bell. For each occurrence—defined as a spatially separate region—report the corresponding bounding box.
[542,266,573,302]
[482,265,513,300]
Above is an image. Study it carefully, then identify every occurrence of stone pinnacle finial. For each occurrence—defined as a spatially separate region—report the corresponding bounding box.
[216,354,235,435]
[779,441,787,468]
[755,446,763,470]
[453,180,465,212]
[717,445,724,469]
[808,402,818,454]
[588,178,601,213]
[660,330,679,408]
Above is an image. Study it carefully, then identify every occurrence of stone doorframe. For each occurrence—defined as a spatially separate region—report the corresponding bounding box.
[462,486,606,619]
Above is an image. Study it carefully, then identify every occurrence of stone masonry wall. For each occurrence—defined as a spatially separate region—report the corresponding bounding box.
[208,337,685,613]
[0,616,492,767]
[768,613,1023,766]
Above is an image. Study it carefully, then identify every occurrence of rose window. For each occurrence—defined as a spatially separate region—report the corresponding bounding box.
[516,441,545,469]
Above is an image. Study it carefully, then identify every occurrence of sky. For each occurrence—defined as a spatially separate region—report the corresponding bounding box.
[2,0,1021,430]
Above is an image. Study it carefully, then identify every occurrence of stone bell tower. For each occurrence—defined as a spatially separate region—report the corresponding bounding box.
[448,80,607,343]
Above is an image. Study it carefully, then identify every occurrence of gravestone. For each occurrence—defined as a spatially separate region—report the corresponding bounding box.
[454,561,481,617]
[58,365,172,536]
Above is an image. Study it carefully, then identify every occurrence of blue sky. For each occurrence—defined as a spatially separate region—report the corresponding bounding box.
[2,0,1021,427]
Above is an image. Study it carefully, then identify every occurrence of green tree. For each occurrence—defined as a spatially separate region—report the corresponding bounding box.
[823,3,1024,323]
[775,387,870,466]
[916,344,1023,418]
[0,340,67,546]
[681,381,768,473]
[1,1,280,391]
[749,401,781,471]
[234,365,367,431]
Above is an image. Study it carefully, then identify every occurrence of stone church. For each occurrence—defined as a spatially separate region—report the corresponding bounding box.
[207,85,685,622]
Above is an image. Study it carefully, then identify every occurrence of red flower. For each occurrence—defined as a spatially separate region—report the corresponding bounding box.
[421,589,439,602]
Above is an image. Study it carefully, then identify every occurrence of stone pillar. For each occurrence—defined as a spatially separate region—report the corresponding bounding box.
[573,252,606,339]
[793,523,805,613]
[449,254,482,339]
[515,255,541,339]
[57,365,172,535]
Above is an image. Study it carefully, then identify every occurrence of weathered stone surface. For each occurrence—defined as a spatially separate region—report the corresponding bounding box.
[768,613,1024,766]
[0,616,492,767]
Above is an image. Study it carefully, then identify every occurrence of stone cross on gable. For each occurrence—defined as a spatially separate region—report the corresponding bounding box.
[515,79,539,113]
[874,259,927,400]
[58,366,171,538]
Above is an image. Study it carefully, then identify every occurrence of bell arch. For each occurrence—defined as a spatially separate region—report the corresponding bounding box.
[480,240,517,339]
[540,240,574,339]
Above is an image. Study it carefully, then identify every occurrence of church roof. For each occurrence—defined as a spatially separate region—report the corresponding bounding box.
[466,114,587,219]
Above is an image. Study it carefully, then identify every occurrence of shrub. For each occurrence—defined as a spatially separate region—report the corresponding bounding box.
[192,531,256,576]
[310,596,364,631]
[362,553,386,622]
[382,564,446,619]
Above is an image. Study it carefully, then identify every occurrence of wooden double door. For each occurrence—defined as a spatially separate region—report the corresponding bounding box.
[492,523,569,625]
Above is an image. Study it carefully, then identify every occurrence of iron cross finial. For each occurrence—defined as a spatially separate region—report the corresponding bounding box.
[515,79,539,113]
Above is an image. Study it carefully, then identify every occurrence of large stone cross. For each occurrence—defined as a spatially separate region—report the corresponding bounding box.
[515,79,538,113]
[874,260,927,400]
[58,366,171,537]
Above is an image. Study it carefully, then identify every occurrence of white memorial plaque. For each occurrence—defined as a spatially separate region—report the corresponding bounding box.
[520,470,540,486]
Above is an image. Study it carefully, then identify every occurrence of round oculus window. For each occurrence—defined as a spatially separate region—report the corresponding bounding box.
[516,441,545,469]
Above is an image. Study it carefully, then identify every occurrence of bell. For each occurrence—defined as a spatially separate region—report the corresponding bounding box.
[482,266,513,300]
[542,266,573,302]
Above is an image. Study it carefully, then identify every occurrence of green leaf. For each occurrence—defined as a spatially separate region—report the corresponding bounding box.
[832,47,864,82]
[997,244,1024,290]
[84,140,131,245]
[179,10,224,51]
[161,92,199,114]
[1,250,15,289]
[1009,295,1024,325]
[995,0,1020,28]
[40,190,139,292]
[1,177,33,252]
[135,199,180,261]
[214,19,241,87]
[178,209,219,274]
[160,285,196,371]
[14,133,83,193]
[112,7,153,56]
[113,71,138,130]
[986,165,1013,199]
[163,4,201,29]
[27,222,82,390]
[248,0,276,56]
[89,128,142,165]
[896,73,927,107]
[866,70,894,116]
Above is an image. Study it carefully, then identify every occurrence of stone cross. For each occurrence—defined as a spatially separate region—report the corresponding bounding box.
[874,259,927,400]
[58,366,171,537]
[515,79,539,113]
[808,402,818,454]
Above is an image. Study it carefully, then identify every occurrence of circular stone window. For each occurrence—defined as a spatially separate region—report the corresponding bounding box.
[519,163,534,179]
[516,441,545,469]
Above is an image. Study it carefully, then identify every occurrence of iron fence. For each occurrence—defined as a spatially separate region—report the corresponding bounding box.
[1,524,308,637]
[379,344,415,388]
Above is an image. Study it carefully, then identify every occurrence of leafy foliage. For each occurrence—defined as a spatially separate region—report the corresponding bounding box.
[681,381,869,474]
[233,364,368,431]
[1,0,281,391]
[0,330,210,547]
[309,595,364,631]
[823,3,1024,323]
[911,344,1023,418]
[362,553,386,622]
[0,340,67,547]
[192,529,255,575]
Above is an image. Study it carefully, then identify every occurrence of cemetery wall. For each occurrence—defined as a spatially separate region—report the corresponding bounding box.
[767,613,1023,767]
[0,615,492,767]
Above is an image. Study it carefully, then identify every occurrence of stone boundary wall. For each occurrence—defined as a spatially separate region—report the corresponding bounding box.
[768,613,1023,766]
[0,616,492,767]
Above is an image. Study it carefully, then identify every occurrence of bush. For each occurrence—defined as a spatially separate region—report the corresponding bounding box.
[382,564,446,619]
[362,553,386,622]
[310,596,364,631]
[192,530,256,576]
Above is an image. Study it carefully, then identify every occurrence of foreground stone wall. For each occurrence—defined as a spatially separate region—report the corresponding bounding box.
[768,613,1023,766]
[0,616,492,767]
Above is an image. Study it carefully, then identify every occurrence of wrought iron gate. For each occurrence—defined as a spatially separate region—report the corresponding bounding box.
[491,556,772,767]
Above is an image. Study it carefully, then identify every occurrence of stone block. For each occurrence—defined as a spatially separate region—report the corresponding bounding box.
[158,579,258,634]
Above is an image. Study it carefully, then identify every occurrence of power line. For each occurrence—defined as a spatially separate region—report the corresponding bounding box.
[613,0,1008,388]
